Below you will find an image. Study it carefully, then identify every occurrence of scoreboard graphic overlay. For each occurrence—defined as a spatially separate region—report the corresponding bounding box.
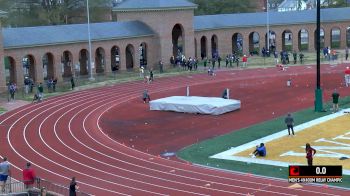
[288,165,342,183]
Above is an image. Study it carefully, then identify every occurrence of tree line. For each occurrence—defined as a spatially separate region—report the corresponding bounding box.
[0,0,348,27]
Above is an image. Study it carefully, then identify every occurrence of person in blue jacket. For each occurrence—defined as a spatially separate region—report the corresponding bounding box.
[251,143,266,158]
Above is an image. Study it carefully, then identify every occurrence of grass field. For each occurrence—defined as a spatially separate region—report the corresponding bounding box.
[177,97,350,188]
[0,107,6,114]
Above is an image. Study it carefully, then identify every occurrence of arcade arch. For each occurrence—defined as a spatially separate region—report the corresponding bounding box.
[62,51,73,78]
[298,29,309,51]
[211,35,218,58]
[347,26,350,47]
[111,46,120,72]
[232,33,243,54]
[282,30,293,51]
[331,28,341,49]
[4,56,16,84]
[42,53,54,80]
[79,49,89,76]
[95,47,105,74]
[265,31,276,52]
[172,24,184,57]
[194,38,198,58]
[249,32,260,55]
[22,54,36,82]
[200,36,207,59]
[125,44,135,70]
[314,28,325,49]
[139,42,147,68]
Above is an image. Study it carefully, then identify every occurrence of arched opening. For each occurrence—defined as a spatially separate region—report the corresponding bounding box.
[22,54,36,83]
[282,30,293,51]
[95,47,105,74]
[79,49,89,76]
[139,42,147,69]
[331,28,341,49]
[111,46,120,72]
[347,26,350,47]
[62,50,73,78]
[232,33,243,55]
[125,44,134,70]
[265,30,276,52]
[211,35,218,58]
[194,38,198,58]
[42,53,54,80]
[314,28,325,50]
[249,32,260,55]
[4,56,16,84]
[298,29,309,51]
[200,36,207,59]
[172,24,184,57]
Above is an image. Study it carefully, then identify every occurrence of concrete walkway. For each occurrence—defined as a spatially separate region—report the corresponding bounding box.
[0,98,30,112]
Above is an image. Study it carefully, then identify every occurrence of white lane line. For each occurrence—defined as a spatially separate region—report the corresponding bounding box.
[45,90,210,195]
[64,89,264,195]
[94,81,348,195]
[3,72,348,196]
[5,89,136,195]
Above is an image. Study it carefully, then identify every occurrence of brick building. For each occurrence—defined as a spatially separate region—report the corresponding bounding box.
[0,0,350,92]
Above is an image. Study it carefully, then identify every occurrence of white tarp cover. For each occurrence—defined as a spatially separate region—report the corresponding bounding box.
[150,96,241,115]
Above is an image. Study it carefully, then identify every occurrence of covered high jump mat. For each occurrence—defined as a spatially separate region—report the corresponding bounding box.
[149,96,241,115]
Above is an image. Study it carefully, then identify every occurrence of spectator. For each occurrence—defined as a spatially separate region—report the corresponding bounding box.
[70,77,75,90]
[53,78,57,92]
[221,88,228,99]
[242,55,248,67]
[24,77,30,95]
[0,157,11,193]
[285,113,295,136]
[293,51,297,64]
[37,83,44,101]
[47,78,53,93]
[305,143,316,166]
[9,83,17,102]
[139,66,144,78]
[332,89,340,113]
[69,177,78,196]
[346,46,349,61]
[207,67,215,76]
[23,162,36,189]
[344,67,350,87]
[299,52,304,64]
[142,89,151,103]
[149,70,154,82]
[159,60,164,73]
[41,187,47,196]
[250,143,266,158]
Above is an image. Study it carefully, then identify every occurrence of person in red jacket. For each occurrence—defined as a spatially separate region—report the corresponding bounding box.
[22,162,36,189]
[305,143,316,166]
[242,55,248,67]
[344,66,350,87]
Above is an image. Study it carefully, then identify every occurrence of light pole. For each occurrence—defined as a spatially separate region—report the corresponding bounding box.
[87,0,94,80]
[266,0,270,54]
[315,0,323,112]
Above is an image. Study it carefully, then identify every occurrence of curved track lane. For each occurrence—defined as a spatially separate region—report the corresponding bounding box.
[1,65,350,195]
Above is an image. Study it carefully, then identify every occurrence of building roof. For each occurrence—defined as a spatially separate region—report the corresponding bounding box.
[194,7,350,31]
[113,0,197,11]
[2,21,155,49]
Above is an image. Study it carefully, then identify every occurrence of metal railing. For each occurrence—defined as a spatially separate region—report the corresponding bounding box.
[1,178,90,196]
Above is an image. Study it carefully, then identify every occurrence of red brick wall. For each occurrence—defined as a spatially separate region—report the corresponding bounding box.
[114,9,195,66]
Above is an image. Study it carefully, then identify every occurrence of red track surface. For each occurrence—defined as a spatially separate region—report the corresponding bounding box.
[1,64,350,195]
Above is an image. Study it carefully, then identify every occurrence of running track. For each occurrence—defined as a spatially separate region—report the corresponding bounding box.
[1,64,350,195]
